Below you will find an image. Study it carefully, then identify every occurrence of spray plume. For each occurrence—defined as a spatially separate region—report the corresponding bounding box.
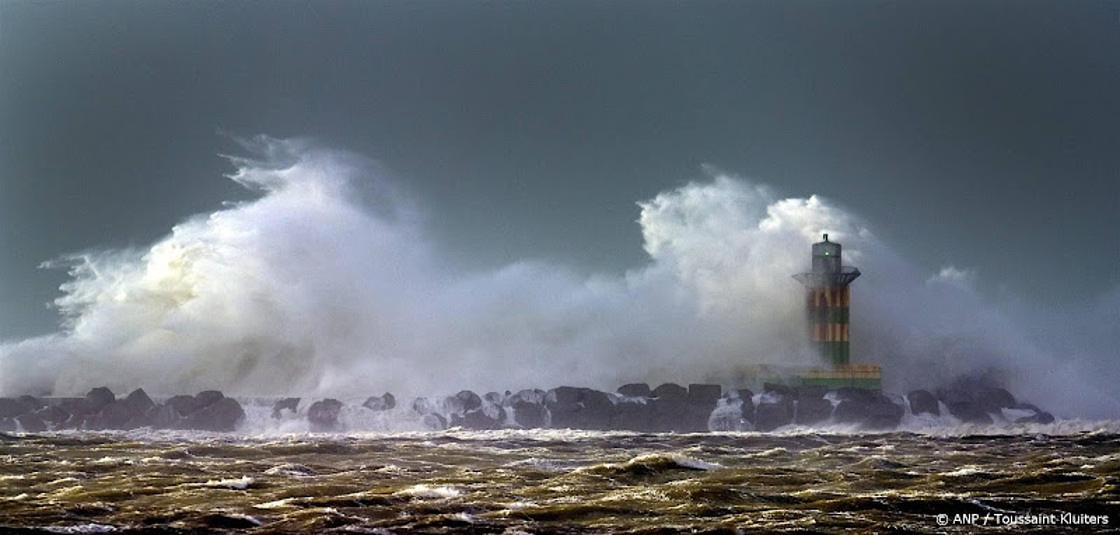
[0,137,1115,418]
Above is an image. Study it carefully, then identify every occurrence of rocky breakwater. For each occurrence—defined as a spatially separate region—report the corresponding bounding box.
[1,378,1054,434]
[928,377,1055,425]
[0,387,245,432]
[403,380,1053,432]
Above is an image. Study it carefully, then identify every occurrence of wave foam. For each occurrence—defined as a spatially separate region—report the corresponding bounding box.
[394,484,462,499]
[0,136,1115,420]
[203,476,254,490]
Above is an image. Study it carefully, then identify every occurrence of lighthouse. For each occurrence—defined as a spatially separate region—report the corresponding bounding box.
[739,233,881,390]
[793,234,860,368]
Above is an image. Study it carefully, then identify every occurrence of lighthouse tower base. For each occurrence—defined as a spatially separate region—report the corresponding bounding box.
[796,364,882,390]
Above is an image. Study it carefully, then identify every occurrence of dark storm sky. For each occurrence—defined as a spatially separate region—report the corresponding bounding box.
[1,1,1117,339]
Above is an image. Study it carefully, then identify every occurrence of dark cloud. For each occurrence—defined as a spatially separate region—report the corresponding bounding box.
[1,1,1117,338]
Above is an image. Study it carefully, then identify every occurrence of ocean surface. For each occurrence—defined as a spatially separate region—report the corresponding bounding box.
[2,409,1119,534]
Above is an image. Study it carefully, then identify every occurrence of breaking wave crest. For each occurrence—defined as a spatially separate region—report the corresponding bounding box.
[1,136,1116,420]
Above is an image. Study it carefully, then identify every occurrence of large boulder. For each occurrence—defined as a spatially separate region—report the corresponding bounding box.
[688,384,721,406]
[935,378,1017,423]
[612,398,654,432]
[834,394,904,429]
[307,399,344,431]
[543,389,577,429]
[646,383,703,432]
[53,400,90,429]
[864,396,905,429]
[35,405,70,429]
[509,389,547,428]
[362,393,396,412]
[975,387,1016,413]
[421,412,447,430]
[946,402,993,424]
[677,384,722,433]
[1011,403,1055,424]
[150,404,183,429]
[151,391,239,430]
[651,383,688,401]
[18,395,45,412]
[183,397,245,432]
[937,386,994,424]
[16,413,47,433]
[754,396,794,431]
[195,390,226,410]
[580,390,614,430]
[69,387,152,430]
[650,400,687,432]
[451,403,506,430]
[511,402,547,428]
[272,397,300,419]
[124,389,156,415]
[752,391,797,432]
[833,400,866,424]
[57,397,93,417]
[548,386,583,406]
[907,390,940,416]
[736,389,755,424]
[650,397,694,432]
[85,387,116,413]
[451,391,483,414]
[165,395,200,417]
[83,389,159,430]
[795,397,833,425]
[546,387,614,430]
[509,388,545,405]
[617,383,651,398]
[411,397,437,415]
[0,398,33,418]
[87,400,149,430]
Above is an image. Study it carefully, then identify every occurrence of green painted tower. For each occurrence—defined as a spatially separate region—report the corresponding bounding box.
[793,234,861,368]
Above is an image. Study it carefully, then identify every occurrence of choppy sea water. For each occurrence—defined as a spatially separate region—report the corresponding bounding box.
[2,424,1119,534]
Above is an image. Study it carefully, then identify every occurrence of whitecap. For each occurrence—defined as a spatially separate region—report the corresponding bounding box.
[203,476,254,489]
[451,512,475,523]
[667,455,721,471]
[219,513,262,526]
[44,524,117,534]
[254,498,297,509]
[393,484,462,499]
[506,457,565,472]
[500,500,538,510]
[942,465,986,477]
[263,463,315,477]
[373,464,406,474]
[747,447,788,458]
